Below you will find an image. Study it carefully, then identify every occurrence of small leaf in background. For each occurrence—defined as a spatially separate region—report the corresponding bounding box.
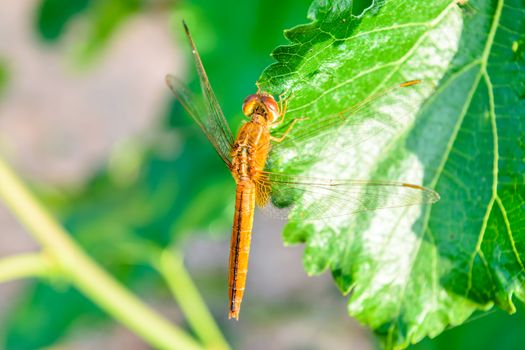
[260,0,525,348]
[35,0,91,41]
[35,0,142,65]
[72,0,142,65]
[0,60,8,95]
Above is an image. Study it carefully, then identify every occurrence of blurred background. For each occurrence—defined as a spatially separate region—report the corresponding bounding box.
[0,1,524,349]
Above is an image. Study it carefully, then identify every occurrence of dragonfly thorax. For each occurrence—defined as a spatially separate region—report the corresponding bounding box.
[242,93,279,123]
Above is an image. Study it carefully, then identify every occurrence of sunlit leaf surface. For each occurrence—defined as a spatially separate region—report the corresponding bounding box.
[259,0,525,348]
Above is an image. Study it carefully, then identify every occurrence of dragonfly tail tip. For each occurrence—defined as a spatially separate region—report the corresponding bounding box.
[228,311,240,321]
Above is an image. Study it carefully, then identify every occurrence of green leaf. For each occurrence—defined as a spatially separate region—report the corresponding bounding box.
[0,60,7,95]
[35,0,142,63]
[72,0,141,65]
[35,0,91,41]
[260,0,525,348]
[413,304,525,350]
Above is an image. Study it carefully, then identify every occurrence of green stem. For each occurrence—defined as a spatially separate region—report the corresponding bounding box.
[0,157,202,350]
[0,253,53,283]
[157,249,231,350]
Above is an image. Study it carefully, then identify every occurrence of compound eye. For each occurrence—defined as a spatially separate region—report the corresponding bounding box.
[261,95,279,122]
[242,94,258,116]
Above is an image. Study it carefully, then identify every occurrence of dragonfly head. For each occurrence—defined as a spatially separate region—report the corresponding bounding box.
[242,93,279,123]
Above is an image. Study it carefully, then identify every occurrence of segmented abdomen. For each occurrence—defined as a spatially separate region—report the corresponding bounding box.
[228,182,256,320]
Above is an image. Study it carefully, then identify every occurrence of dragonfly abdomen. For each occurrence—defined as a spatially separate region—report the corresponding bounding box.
[228,182,256,320]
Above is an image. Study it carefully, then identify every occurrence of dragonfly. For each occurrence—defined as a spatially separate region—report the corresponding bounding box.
[166,21,440,320]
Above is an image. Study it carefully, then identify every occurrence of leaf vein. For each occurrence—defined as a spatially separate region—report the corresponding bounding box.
[467,197,495,296]
[496,196,525,272]
[466,0,504,297]
[287,4,457,115]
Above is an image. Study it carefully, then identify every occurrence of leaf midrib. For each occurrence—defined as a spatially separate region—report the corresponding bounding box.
[387,0,509,340]
[415,0,512,301]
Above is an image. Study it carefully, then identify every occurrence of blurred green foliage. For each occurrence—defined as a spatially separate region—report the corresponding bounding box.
[3,0,311,348]
[74,0,142,63]
[5,284,102,348]
[0,60,7,95]
[35,0,91,41]
[36,0,141,64]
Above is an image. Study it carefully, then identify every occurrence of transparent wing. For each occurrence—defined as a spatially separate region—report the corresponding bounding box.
[256,171,439,220]
[270,80,426,158]
[165,21,234,167]
[166,76,233,166]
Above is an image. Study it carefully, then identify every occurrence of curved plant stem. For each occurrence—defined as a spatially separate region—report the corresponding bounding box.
[157,249,231,350]
[0,253,53,283]
[0,157,203,350]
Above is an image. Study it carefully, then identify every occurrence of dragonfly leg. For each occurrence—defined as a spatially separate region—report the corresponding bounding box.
[278,85,295,102]
[277,89,295,119]
[270,116,308,143]
[278,92,287,112]
[273,91,294,127]
[273,100,287,126]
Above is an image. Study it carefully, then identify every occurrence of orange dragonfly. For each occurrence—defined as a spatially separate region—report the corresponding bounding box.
[166,22,439,320]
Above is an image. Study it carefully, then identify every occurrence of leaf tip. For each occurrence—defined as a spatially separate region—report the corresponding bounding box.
[165,74,177,89]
